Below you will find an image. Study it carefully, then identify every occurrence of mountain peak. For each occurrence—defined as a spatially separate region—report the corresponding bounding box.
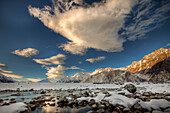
[125,48,170,73]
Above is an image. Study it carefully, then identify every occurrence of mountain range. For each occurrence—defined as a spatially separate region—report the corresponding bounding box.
[58,48,170,83]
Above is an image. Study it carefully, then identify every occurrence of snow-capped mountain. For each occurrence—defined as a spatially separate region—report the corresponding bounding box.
[38,78,56,83]
[0,73,15,83]
[124,48,170,73]
[84,70,146,83]
[57,72,91,83]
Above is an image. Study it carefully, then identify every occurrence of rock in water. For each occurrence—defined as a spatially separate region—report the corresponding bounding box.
[124,84,136,93]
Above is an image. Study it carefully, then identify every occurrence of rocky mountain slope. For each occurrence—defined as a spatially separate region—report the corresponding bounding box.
[84,70,146,83]
[0,73,15,83]
[125,48,170,73]
[137,57,170,82]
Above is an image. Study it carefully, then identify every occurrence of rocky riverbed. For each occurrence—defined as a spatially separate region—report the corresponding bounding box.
[0,83,170,113]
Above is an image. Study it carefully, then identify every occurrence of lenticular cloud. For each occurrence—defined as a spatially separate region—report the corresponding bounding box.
[28,0,137,55]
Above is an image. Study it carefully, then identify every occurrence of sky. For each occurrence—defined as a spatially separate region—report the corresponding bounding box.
[0,0,170,82]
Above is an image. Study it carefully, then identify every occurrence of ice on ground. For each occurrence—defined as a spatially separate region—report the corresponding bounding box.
[139,99,170,111]
[0,102,27,113]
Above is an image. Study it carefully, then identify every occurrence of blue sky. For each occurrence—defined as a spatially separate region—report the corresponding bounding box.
[0,0,170,81]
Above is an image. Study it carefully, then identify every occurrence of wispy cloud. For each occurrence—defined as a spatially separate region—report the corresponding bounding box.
[45,65,83,79]
[165,43,170,47]
[86,56,105,63]
[28,0,137,55]
[121,0,170,40]
[0,63,7,68]
[0,63,23,79]
[12,48,39,57]
[33,54,66,65]
[1,73,23,79]
[27,78,43,82]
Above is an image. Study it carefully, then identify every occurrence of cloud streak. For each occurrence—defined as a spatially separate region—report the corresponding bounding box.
[12,48,39,57]
[0,63,23,79]
[86,56,105,63]
[121,0,170,40]
[33,54,66,65]
[27,78,43,82]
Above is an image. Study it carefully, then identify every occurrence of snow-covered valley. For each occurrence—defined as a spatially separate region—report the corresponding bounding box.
[0,83,170,113]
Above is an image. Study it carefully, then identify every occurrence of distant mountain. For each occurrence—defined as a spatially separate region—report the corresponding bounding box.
[0,73,15,83]
[57,72,91,83]
[84,70,146,83]
[124,48,170,73]
[38,78,56,83]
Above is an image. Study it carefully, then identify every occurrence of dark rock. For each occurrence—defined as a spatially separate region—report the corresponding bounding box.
[143,92,151,96]
[16,88,20,92]
[42,103,47,106]
[0,99,3,103]
[40,91,46,94]
[96,108,105,113]
[10,101,16,104]
[91,104,98,110]
[29,100,36,104]
[84,91,90,97]
[89,99,95,106]
[2,102,10,106]
[49,102,55,106]
[10,98,15,101]
[79,100,88,106]
[30,105,36,111]
[57,97,69,107]
[123,108,131,113]
[11,93,21,96]
[124,84,136,93]
[68,101,75,107]
[29,88,34,91]
[132,103,143,111]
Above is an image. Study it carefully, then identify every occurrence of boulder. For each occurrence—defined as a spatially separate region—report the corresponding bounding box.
[124,84,137,93]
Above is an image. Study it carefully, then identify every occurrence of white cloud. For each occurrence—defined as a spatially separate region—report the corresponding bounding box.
[33,54,66,65]
[45,65,82,79]
[86,56,105,63]
[27,78,43,82]
[28,0,137,55]
[12,48,39,57]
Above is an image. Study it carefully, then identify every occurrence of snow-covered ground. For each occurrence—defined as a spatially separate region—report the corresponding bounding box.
[0,102,27,113]
[0,82,169,93]
[0,82,170,113]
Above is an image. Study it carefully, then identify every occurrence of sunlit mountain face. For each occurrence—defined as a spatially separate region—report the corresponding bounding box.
[0,0,170,82]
